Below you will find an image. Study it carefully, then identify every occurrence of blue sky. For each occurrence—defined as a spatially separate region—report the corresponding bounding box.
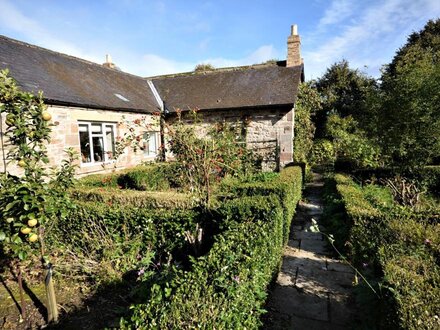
[0,0,439,79]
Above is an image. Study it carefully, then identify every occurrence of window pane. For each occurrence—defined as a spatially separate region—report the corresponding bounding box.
[91,123,102,133]
[106,125,115,159]
[79,126,91,163]
[143,132,158,156]
[149,133,157,155]
[92,136,104,162]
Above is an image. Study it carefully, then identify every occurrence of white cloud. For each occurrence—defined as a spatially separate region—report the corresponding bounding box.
[125,54,194,76]
[304,0,440,79]
[203,45,280,69]
[120,44,281,77]
[318,0,355,27]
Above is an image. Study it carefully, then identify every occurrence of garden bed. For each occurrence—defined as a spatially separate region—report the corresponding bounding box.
[323,173,440,329]
[1,165,303,329]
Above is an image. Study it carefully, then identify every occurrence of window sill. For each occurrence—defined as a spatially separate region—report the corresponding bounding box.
[80,160,116,167]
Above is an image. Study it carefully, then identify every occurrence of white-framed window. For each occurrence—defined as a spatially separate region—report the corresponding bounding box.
[143,131,160,157]
[78,122,116,164]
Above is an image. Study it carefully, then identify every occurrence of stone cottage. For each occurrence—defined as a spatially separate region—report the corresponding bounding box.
[0,25,303,175]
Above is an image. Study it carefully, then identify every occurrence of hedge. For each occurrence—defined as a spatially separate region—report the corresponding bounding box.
[219,166,303,243]
[327,174,440,329]
[70,187,196,209]
[77,163,181,191]
[49,201,202,269]
[120,166,303,329]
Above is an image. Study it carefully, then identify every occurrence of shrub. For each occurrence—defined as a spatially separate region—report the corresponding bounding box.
[351,165,440,196]
[325,174,440,329]
[70,187,197,209]
[77,163,182,191]
[310,139,335,166]
[47,200,202,283]
[219,166,302,242]
[121,195,285,329]
[118,163,183,190]
[120,166,303,329]
[76,172,122,188]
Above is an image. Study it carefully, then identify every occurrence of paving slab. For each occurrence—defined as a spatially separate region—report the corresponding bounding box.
[300,239,332,256]
[287,249,326,262]
[298,201,323,212]
[277,271,296,287]
[287,239,300,249]
[326,258,354,274]
[267,285,329,322]
[329,293,355,326]
[293,231,323,241]
[295,266,354,295]
[284,244,299,257]
[264,171,356,329]
[282,255,326,272]
[289,316,347,330]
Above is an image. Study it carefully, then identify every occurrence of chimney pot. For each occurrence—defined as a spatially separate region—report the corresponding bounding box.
[103,54,116,69]
[291,24,298,36]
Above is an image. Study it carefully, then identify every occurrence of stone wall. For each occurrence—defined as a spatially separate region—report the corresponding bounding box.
[165,106,294,169]
[0,105,160,177]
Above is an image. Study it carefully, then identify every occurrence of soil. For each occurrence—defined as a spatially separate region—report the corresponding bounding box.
[0,272,134,329]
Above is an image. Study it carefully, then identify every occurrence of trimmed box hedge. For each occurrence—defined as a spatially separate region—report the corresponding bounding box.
[219,166,303,243]
[77,163,181,191]
[70,187,196,209]
[121,166,303,329]
[328,174,440,329]
[50,200,202,266]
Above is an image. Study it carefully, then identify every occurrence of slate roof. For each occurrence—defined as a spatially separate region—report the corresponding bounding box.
[152,64,303,112]
[0,35,303,114]
[0,35,159,113]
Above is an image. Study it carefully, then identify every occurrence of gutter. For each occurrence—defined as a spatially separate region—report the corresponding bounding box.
[44,98,158,114]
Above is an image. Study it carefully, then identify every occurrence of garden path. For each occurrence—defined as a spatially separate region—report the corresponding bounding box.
[264,172,356,329]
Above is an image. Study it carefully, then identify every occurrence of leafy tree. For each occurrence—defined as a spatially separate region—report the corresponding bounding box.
[292,83,319,164]
[325,114,380,168]
[313,60,378,138]
[167,109,258,206]
[378,19,440,168]
[0,69,77,323]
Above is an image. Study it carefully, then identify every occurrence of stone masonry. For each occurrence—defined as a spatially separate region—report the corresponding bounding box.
[0,105,160,177]
[166,106,294,168]
[287,25,302,68]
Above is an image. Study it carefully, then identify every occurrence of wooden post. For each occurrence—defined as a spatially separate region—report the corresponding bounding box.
[44,263,58,323]
[17,262,26,322]
[39,228,58,323]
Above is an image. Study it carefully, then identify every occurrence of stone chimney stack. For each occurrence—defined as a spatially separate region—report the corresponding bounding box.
[102,54,116,69]
[287,24,302,67]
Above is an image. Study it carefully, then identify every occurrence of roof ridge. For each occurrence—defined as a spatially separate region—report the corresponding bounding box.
[148,60,288,80]
[0,34,148,81]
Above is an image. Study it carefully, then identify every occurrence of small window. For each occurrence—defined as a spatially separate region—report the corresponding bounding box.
[79,121,116,164]
[143,131,159,157]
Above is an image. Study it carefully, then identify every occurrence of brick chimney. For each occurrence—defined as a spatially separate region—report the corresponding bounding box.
[287,24,302,67]
[102,54,116,69]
